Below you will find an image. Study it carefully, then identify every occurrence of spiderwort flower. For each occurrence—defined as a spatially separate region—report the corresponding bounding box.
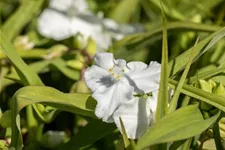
[37,0,142,51]
[84,52,161,138]
[113,90,159,139]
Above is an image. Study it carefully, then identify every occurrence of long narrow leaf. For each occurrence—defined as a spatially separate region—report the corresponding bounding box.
[2,0,44,41]
[168,27,225,77]
[155,10,168,122]
[167,38,199,113]
[0,31,43,86]
[10,86,96,149]
[136,105,220,150]
[168,78,225,112]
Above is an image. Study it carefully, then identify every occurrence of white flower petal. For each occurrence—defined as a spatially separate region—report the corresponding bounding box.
[115,59,126,68]
[37,9,71,40]
[71,0,90,14]
[70,16,112,50]
[70,16,102,37]
[118,24,144,35]
[113,97,153,139]
[92,32,112,51]
[49,0,73,12]
[49,0,89,14]
[146,90,159,119]
[94,53,115,69]
[126,61,161,93]
[84,65,110,92]
[103,19,120,31]
[93,81,134,122]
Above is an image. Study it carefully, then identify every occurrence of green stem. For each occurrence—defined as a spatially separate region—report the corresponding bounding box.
[213,123,223,150]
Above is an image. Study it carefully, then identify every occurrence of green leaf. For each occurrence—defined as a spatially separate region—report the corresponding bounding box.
[11,86,96,149]
[0,31,44,86]
[50,58,80,80]
[114,22,221,50]
[213,123,223,150]
[167,38,199,113]
[57,119,115,150]
[119,117,130,149]
[168,27,225,77]
[155,9,168,122]
[1,0,44,41]
[188,65,225,83]
[0,110,11,128]
[14,86,96,118]
[136,105,220,150]
[109,0,139,23]
[168,78,225,112]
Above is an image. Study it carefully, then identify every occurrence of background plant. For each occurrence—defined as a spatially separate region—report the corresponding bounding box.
[0,0,225,149]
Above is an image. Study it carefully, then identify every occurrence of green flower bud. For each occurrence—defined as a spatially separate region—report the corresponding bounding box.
[0,140,7,149]
[86,37,97,56]
[13,36,34,50]
[70,80,90,93]
[0,110,11,128]
[67,60,83,70]
[43,45,68,60]
[67,53,84,70]
[73,34,86,50]
[214,83,225,97]
[199,79,215,93]
[199,79,220,113]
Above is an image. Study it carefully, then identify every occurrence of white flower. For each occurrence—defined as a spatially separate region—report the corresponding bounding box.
[113,91,158,139]
[84,52,161,138]
[37,0,142,51]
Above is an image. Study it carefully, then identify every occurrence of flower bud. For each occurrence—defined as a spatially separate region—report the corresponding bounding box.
[43,45,68,60]
[13,36,34,50]
[70,80,90,93]
[67,54,84,70]
[86,37,97,56]
[73,34,87,50]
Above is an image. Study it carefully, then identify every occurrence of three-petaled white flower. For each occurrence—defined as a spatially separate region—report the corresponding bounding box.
[37,0,142,51]
[84,52,161,139]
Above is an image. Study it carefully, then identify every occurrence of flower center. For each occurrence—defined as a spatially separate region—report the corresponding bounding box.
[108,65,125,80]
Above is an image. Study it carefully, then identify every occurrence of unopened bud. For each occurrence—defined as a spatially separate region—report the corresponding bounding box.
[70,80,90,93]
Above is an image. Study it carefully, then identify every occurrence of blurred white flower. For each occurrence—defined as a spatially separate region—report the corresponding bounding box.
[84,52,161,139]
[37,0,142,51]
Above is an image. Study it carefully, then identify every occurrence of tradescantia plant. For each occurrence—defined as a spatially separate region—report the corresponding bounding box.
[0,0,225,150]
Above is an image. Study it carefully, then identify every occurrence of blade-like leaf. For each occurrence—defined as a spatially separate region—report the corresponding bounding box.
[0,31,44,86]
[155,10,168,122]
[168,78,225,112]
[188,65,225,83]
[167,38,199,113]
[11,86,96,149]
[168,27,225,77]
[2,0,44,41]
[109,0,139,23]
[114,22,221,50]
[50,58,80,80]
[136,105,220,150]
[119,117,130,149]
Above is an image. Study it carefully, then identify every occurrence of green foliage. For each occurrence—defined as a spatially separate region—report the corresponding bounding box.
[0,0,225,149]
[136,105,220,149]
[1,0,44,41]
[109,0,139,23]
